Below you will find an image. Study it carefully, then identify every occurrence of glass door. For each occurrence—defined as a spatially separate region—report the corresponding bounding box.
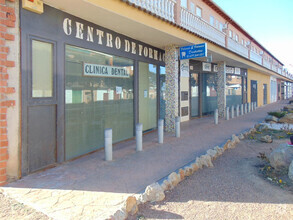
[190,73,199,117]
[139,62,157,131]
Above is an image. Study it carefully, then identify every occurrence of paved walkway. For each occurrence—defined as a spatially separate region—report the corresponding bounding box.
[0,100,289,219]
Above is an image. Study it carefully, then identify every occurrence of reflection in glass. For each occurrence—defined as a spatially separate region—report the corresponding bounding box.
[191,73,199,117]
[202,73,217,115]
[160,66,166,120]
[226,75,242,107]
[65,45,134,160]
[139,62,157,131]
[32,40,53,97]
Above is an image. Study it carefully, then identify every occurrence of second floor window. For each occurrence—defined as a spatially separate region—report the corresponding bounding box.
[210,16,214,26]
[219,23,223,32]
[235,34,239,42]
[229,30,232,38]
[241,39,244,45]
[181,0,187,8]
[196,7,202,17]
[190,2,195,14]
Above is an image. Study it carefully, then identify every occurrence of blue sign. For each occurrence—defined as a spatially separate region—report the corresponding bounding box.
[180,43,207,60]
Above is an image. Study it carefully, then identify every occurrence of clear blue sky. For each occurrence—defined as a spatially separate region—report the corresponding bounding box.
[213,0,293,72]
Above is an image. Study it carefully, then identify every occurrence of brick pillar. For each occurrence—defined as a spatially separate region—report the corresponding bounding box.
[216,61,226,118]
[165,45,179,132]
[0,0,16,186]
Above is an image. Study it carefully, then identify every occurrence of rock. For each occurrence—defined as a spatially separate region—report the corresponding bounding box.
[111,209,127,220]
[160,179,170,191]
[144,182,165,202]
[179,169,185,180]
[207,149,217,159]
[231,134,240,144]
[283,105,293,111]
[269,143,293,170]
[124,196,138,215]
[183,165,193,177]
[265,115,279,123]
[168,172,181,187]
[191,162,199,172]
[260,135,273,143]
[249,128,256,134]
[279,113,293,124]
[238,134,245,140]
[255,124,269,132]
[289,161,293,181]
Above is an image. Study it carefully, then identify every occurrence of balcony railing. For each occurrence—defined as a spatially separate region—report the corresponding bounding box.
[123,0,292,80]
[272,65,278,72]
[227,38,249,58]
[125,0,176,23]
[180,7,226,47]
[250,50,262,65]
[263,59,271,69]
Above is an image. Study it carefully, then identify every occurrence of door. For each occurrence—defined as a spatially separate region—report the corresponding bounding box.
[139,62,157,131]
[190,73,199,117]
[24,39,57,174]
[263,84,267,105]
[251,80,258,105]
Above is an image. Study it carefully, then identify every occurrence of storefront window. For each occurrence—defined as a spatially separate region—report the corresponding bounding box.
[139,62,157,131]
[226,75,242,107]
[160,66,166,120]
[65,45,134,160]
[202,73,217,115]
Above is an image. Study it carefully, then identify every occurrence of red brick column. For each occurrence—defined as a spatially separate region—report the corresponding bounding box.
[0,0,16,186]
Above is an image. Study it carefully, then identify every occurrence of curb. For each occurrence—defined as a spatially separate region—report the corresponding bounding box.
[107,127,257,220]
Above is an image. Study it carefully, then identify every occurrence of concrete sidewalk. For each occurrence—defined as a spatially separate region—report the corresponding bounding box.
[0,100,289,219]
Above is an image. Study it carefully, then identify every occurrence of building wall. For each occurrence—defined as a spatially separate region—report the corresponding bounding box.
[247,69,271,107]
[0,0,19,185]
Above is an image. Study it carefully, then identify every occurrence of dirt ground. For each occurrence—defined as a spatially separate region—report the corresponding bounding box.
[129,134,293,220]
[0,191,50,220]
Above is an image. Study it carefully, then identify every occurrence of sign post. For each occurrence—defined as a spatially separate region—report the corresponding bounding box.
[180,43,207,60]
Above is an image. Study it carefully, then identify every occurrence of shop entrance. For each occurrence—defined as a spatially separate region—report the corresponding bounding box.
[251,80,258,105]
[190,73,200,117]
[24,39,57,174]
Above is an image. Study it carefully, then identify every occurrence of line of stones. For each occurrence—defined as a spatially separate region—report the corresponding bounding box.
[108,127,258,220]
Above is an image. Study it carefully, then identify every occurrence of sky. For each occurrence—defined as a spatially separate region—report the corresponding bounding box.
[212,0,293,72]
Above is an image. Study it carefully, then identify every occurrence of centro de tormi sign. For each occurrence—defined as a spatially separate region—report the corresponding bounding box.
[63,18,165,62]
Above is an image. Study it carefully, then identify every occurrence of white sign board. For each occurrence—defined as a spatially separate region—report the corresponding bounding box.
[202,62,211,72]
[83,63,130,78]
[180,60,189,77]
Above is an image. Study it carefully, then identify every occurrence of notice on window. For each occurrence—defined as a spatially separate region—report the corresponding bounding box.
[116,86,122,94]
[83,63,130,78]
[65,90,73,104]
[144,90,148,98]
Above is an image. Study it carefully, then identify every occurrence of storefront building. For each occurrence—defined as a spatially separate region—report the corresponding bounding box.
[20,5,166,174]
[1,0,293,184]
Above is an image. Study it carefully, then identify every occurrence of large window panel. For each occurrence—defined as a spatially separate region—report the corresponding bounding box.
[226,75,242,107]
[65,45,134,160]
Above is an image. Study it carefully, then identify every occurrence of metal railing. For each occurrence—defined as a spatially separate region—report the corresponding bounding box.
[250,50,262,65]
[263,59,271,69]
[227,38,249,58]
[125,0,176,23]
[180,7,226,47]
[123,0,293,80]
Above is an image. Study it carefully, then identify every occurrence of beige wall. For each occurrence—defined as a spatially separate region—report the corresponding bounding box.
[180,59,190,122]
[247,69,271,107]
[7,0,20,180]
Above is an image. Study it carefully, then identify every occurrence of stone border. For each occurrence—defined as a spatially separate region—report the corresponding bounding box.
[107,127,257,220]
